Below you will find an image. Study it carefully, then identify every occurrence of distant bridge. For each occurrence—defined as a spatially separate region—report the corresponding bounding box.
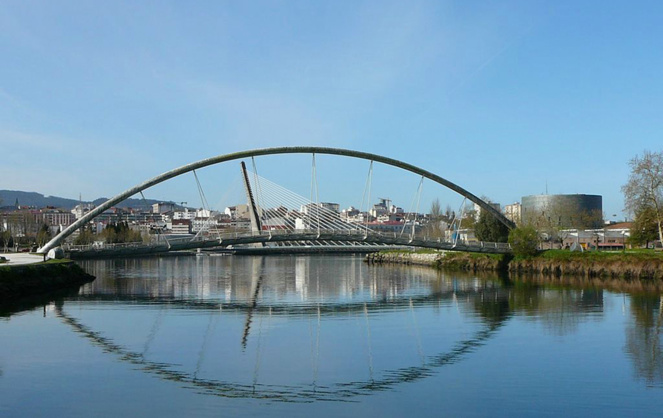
[62,229,512,258]
[39,147,515,256]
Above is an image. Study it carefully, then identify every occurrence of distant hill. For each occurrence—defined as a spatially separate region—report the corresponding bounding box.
[0,190,168,210]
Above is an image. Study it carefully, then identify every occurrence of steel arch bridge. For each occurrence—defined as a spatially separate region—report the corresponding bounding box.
[38,147,515,255]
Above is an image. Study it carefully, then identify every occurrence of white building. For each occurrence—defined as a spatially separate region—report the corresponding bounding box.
[173,208,196,220]
[171,219,192,235]
[473,202,501,220]
[71,203,95,219]
[225,205,250,220]
[503,202,522,224]
[152,202,175,214]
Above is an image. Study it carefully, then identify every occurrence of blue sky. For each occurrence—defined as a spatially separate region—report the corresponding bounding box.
[1,0,661,219]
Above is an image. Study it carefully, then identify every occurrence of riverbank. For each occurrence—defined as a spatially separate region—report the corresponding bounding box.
[366,249,663,280]
[366,250,509,271]
[509,250,663,280]
[365,250,440,266]
[0,259,95,301]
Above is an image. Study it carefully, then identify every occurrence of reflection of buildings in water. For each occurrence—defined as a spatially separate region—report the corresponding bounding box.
[77,257,609,339]
[625,295,663,385]
[78,256,451,306]
[295,256,306,300]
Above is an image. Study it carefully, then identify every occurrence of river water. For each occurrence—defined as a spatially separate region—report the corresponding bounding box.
[1,254,662,417]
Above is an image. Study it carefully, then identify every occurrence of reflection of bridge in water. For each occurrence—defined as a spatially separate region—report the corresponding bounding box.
[57,287,510,402]
[39,147,515,258]
[56,255,605,402]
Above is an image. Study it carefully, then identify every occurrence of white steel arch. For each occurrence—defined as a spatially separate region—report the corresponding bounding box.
[38,147,514,254]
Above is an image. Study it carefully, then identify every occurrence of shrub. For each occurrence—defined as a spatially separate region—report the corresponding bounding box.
[508,226,539,257]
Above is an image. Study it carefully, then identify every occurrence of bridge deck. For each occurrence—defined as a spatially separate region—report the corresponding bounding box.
[62,230,512,258]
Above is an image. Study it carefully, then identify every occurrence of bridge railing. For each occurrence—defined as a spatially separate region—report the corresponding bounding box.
[63,241,159,252]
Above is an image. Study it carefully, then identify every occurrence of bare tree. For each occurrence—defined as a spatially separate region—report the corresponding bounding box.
[622,151,663,245]
[426,198,444,239]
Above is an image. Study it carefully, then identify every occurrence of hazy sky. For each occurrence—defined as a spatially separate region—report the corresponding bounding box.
[2,1,661,219]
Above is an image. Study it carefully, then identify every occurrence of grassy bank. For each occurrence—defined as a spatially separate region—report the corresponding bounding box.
[366,250,511,271]
[367,249,663,280]
[0,259,95,301]
[433,252,510,272]
[509,250,663,280]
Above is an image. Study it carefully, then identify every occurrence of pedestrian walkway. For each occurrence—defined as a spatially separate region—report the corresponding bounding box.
[0,253,43,266]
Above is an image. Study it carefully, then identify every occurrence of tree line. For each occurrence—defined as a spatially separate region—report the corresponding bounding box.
[73,222,144,245]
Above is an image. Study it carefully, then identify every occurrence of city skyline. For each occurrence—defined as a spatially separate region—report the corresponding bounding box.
[3,1,662,219]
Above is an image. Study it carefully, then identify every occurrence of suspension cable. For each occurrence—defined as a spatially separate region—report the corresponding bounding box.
[452,197,468,245]
[251,157,268,237]
[360,161,374,236]
[411,177,424,240]
[140,191,168,248]
[249,171,359,234]
[311,153,320,235]
[193,169,218,241]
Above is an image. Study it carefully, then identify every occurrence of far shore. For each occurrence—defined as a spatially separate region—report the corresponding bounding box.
[365,249,663,282]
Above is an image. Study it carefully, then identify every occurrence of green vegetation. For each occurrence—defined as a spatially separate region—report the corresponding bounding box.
[629,206,660,248]
[36,223,52,247]
[1,230,14,251]
[474,210,509,243]
[509,249,663,280]
[370,247,663,281]
[535,249,663,262]
[434,252,510,272]
[99,221,143,243]
[508,226,539,258]
[73,221,145,245]
[74,228,95,245]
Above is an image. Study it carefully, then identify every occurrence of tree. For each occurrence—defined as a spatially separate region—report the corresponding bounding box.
[622,150,663,245]
[523,199,603,248]
[0,230,13,252]
[508,226,539,257]
[426,198,444,239]
[474,210,509,243]
[629,206,659,248]
[430,199,441,219]
[74,227,95,245]
[100,222,142,244]
[36,223,52,247]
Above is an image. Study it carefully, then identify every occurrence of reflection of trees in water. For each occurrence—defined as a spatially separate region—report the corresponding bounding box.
[533,290,602,336]
[502,279,604,336]
[625,294,663,385]
[457,273,605,336]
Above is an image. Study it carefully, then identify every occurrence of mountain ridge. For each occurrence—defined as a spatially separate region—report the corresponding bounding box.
[0,190,169,210]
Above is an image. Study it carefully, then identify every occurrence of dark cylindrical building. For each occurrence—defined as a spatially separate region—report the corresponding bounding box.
[521,194,603,229]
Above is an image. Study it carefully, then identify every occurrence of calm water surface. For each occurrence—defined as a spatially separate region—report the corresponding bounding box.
[1,254,663,417]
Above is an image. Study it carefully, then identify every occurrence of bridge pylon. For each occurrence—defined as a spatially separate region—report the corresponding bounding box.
[240,162,264,248]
